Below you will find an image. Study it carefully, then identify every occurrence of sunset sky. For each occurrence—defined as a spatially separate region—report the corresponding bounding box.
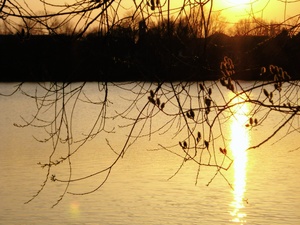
[214,0,300,23]
[27,0,300,24]
[17,0,300,27]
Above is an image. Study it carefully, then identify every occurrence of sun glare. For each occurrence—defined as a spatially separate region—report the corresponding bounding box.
[213,0,253,23]
[229,95,249,223]
[226,0,250,6]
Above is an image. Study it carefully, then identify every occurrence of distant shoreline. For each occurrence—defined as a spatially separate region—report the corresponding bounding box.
[0,32,299,82]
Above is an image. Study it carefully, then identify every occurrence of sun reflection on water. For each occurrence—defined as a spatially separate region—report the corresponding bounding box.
[229,96,249,224]
[69,201,81,219]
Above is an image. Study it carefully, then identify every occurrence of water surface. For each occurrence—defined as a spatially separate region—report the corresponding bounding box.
[0,82,300,224]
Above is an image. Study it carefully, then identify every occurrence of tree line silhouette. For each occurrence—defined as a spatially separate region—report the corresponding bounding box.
[1,23,299,82]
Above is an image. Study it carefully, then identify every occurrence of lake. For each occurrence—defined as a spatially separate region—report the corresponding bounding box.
[0,82,300,225]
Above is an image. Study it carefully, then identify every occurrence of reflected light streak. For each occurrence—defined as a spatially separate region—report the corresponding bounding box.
[229,96,249,224]
[69,201,81,219]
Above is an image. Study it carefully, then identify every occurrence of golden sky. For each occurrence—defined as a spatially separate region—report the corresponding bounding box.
[23,0,300,24]
[163,0,300,24]
[214,0,300,23]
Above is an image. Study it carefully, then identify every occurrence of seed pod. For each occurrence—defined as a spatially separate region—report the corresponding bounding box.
[254,118,258,125]
[220,62,225,71]
[221,71,227,78]
[186,111,190,118]
[220,78,226,86]
[150,90,155,98]
[204,140,209,149]
[220,148,227,155]
[189,109,195,119]
[226,70,232,77]
[183,141,187,149]
[229,62,234,71]
[263,89,269,98]
[277,85,282,92]
[156,98,160,106]
[260,67,266,75]
[269,65,275,74]
[228,83,235,92]
[179,141,183,148]
[197,131,201,139]
[150,0,155,9]
[219,147,223,154]
[205,108,210,114]
[227,58,233,67]
[199,83,204,91]
[250,117,253,125]
[205,98,211,107]
[227,77,232,84]
[208,88,212,96]
[148,96,156,104]
[160,102,165,110]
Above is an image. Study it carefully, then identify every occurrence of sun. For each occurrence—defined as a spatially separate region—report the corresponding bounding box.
[220,0,252,10]
[226,0,251,6]
[214,0,253,23]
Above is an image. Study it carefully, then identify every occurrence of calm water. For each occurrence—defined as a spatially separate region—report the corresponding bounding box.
[0,82,300,225]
